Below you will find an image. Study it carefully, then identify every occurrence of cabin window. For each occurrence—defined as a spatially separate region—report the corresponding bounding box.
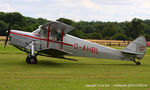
[41,30,48,39]
[37,30,42,35]
[40,30,61,41]
[50,32,61,41]
[33,29,42,36]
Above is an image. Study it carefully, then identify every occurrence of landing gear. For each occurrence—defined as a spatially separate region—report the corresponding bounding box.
[130,58,141,65]
[133,60,141,65]
[26,56,37,64]
[25,41,38,64]
[135,61,141,65]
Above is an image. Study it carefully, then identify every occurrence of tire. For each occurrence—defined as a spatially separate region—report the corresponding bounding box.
[26,56,31,64]
[30,56,37,64]
[26,56,37,64]
[136,62,141,65]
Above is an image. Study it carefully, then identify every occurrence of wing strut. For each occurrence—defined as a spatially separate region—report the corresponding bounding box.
[61,27,65,50]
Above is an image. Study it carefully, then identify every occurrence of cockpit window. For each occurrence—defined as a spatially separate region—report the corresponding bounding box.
[41,30,48,39]
[33,26,61,41]
[33,29,42,36]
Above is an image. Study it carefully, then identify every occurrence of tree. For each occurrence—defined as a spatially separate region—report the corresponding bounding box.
[102,22,118,38]
[37,18,49,25]
[0,11,149,40]
[70,30,87,38]
[88,33,102,39]
[112,33,127,40]
[0,12,7,22]
[124,18,145,39]
[0,12,50,33]
[144,34,150,41]
[57,18,74,25]
[0,20,7,36]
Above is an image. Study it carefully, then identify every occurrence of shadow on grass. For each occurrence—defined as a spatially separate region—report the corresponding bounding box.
[13,56,146,67]
[27,60,141,67]
[38,60,64,66]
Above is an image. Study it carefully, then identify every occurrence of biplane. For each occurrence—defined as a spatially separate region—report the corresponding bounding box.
[4,21,146,65]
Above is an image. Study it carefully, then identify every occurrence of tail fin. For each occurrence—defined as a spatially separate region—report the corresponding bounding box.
[122,36,146,60]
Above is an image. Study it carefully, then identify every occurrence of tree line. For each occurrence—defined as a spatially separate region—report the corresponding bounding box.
[0,12,150,41]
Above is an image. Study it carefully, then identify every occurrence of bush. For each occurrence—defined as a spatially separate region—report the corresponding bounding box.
[0,20,7,36]
[144,34,150,41]
[88,33,103,39]
[112,34,127,40]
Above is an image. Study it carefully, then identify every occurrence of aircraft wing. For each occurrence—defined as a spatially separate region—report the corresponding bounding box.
[40,21,74,34]
[39,48,72,57]
[39,48,78,61]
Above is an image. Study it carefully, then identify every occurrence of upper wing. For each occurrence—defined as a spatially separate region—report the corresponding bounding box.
[40,21,74,34]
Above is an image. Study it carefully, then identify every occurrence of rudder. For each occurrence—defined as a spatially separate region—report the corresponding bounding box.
[122,36,146,60]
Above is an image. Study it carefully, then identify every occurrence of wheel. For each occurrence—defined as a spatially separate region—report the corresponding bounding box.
[136,62,141,65]
[26,56,37,64]
[26,56,31,64]
[30,56,37,64]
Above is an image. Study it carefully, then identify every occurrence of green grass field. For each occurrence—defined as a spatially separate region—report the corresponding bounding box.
[0,44,150,90]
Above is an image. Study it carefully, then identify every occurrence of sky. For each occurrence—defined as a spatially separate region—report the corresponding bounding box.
[0,0,150,22]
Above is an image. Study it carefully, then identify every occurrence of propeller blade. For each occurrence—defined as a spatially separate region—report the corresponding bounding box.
[4,17,13,48]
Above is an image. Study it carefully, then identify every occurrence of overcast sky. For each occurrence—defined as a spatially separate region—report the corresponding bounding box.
[0,0,150,22]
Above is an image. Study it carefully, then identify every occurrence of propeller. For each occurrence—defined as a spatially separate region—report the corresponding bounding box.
[4,17,13,48]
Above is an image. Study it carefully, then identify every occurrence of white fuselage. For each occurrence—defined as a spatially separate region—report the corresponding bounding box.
[9,30,130,61]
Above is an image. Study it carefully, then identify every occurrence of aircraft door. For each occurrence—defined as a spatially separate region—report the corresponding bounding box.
[40,30,48,49]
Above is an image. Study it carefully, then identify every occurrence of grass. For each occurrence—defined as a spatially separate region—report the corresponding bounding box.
[0,44,150,90]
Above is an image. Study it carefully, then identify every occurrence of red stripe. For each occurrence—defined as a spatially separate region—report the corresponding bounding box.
[10,31,73,47]
[63,43,73,46]
[47,25,50,48]
[10,32,43,40]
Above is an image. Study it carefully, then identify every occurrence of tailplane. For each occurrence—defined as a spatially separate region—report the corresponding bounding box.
[121,36,146,60]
